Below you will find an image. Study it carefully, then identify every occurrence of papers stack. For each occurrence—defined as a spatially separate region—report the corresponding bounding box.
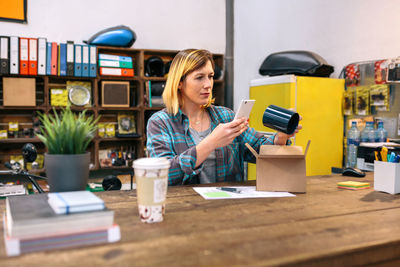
[337,181,371,190]
[4,191,120,256]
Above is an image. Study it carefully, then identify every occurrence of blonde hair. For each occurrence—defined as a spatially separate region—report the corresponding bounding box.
[163,49,215,115]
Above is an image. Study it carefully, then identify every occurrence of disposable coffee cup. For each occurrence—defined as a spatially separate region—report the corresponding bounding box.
[262,105,300,135]
[133,157,170,223]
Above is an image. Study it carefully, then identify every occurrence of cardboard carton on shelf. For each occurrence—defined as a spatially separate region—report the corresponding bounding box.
[3,77,36,106]
[246,140,310,193]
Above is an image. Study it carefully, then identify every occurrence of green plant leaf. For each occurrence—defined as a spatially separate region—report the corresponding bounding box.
[35,106,100,154]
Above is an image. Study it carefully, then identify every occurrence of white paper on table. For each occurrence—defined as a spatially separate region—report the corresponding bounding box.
[193,186,296,200]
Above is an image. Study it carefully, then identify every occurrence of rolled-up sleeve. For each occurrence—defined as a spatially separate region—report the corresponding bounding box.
[146,114,201,185]
[240,126,274,162]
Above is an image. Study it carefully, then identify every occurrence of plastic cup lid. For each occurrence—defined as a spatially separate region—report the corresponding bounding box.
[133,157,170,170]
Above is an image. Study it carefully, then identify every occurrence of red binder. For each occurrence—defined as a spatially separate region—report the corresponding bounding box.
[51,42,58,75]
[28,38,38,75]
[19,37,29,75]
[99,67,134,77]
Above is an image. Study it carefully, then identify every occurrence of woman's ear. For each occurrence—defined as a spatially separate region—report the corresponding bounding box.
[178,81,183,90]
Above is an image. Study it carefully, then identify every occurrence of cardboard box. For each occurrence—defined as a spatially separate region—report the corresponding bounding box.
[374,160,400,194]
[246,141,310,193]
[3,77,36,106]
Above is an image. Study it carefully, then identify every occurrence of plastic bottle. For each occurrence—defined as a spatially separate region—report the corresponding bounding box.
[376,121,388,142]
[346,121,361,168]
[368,122,378,142]
[360,121,373,143]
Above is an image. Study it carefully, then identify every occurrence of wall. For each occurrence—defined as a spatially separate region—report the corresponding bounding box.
[234,0,400,109]
[0,0,225,53]
[6,1,400,112]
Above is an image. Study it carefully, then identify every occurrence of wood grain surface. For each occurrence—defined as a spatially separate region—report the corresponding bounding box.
[2,173,400,266]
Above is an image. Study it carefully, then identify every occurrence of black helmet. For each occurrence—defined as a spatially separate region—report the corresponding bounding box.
[214,64,222,80]
[259,50,334,77]
[164,60,172,75]
[145,56,165,77]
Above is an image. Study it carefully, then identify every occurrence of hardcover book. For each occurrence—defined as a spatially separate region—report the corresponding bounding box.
[6,194,114,239]
[3,213,120,257]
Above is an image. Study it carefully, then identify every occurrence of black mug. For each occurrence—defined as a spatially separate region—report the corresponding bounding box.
[262,105,300,135]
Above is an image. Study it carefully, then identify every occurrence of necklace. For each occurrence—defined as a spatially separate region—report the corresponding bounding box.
[194,110,204,125]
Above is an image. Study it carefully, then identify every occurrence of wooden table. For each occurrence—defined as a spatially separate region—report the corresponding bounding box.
[2,173,400,266]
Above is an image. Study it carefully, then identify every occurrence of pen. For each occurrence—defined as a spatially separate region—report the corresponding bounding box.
[381,147,388,162]
[375,147,382,161]
[217,187,242,194]
[388,152,396,163]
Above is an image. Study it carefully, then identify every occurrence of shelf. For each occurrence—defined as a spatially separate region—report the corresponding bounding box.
[98,76,139,81]
[49,106,96,112]
[48,76,96,81]
[0,106,46,111]
[143,77,167,81]
[0,47,224,172]
[97,107,140,111]
[28,168,46,174]
[0,74,45,79]
[0,137,41,144]
[97,137,142,142]
[144,107,163,111]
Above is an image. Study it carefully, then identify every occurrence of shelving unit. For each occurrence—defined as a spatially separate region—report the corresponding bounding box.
[0,47,224,172]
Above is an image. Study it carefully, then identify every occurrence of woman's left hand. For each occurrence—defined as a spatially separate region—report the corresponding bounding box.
[274,116,303,145]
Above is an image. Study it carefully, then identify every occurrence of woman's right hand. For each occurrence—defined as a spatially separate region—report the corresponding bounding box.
[205,117,249,149]
[195,117,248,168]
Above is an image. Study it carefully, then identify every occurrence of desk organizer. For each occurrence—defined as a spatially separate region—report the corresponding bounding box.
[374,160,400,194]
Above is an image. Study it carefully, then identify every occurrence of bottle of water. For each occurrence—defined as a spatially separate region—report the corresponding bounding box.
[361,121,373,143]
[368,122,378,142]
[376,121,388,142]
[346,121,361,168]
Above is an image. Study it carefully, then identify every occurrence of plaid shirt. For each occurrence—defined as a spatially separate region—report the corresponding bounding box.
[146,105,275,185]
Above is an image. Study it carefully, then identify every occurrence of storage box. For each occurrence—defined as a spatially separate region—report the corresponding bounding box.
[50,88,68,106]
[101,81,130,107]
[246,141,310,193]
[3,77,36,106]
[374,160,400,194]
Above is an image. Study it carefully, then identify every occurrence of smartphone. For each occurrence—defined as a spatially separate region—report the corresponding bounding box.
[234,100,255,120]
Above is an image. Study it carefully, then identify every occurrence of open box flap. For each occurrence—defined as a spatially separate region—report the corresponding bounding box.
[245,140,311,158]
[257,154,305,159]
[245,143,259,157]
[260,145,303,155]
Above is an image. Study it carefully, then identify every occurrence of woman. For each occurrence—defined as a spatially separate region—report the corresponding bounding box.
[146,49,301,185]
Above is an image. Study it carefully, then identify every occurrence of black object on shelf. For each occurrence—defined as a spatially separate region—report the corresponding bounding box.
[145,56,165,77]
[259,50,334,77]
[102,175,122,191]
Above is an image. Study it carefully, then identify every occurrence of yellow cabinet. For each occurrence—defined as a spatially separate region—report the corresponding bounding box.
[248,75,344,178]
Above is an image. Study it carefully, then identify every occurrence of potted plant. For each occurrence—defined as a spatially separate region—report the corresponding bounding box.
[36,106,99,192]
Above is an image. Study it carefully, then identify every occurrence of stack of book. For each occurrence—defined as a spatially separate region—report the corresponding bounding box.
[3,191,120,256]
[98,53,134,77]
